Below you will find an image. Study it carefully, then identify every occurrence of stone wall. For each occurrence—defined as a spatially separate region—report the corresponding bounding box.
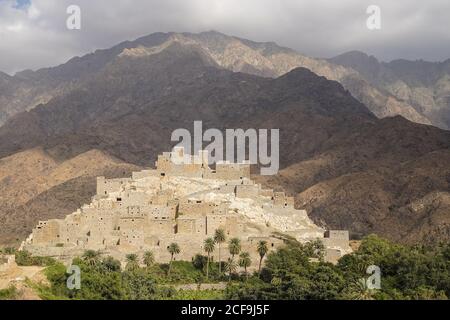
[96,176,131,196]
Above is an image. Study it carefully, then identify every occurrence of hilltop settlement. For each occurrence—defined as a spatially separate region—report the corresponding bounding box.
[20,147,351,266]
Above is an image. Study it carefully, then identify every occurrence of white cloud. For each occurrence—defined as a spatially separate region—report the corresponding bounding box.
[0,0,449,74]
[27,3,40,19]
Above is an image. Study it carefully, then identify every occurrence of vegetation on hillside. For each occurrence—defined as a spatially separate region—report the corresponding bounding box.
[36,255,227,300]
[8,234,450,300]
[0,286,18,300]
[226,235,450,300]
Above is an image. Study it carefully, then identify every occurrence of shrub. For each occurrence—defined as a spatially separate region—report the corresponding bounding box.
[15,250,56,266]
[0,286,18,300]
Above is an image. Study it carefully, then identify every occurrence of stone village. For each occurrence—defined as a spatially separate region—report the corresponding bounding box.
[17,147,351,268]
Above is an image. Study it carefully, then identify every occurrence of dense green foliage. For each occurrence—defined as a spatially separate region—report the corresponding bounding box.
[38,254,227,300]
[226,235,450,300]
[338,235,450,299]
[15,250,56,266]
[0,286,18,300]
[10,234,450,300]
[2,247,54,267]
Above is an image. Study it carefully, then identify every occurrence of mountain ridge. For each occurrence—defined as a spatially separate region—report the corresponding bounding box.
[0,40,449,246]
[0,31,441,127]
[330,51,450,129]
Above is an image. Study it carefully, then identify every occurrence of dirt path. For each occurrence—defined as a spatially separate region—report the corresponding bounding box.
[0,262,46,299]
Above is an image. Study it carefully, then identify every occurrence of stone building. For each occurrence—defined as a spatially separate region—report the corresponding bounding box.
[22,148,351,265]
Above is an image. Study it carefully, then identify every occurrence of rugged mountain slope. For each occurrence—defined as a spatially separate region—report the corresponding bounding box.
[0,33,172,126]
[257,147,450,243]
[0,149,140,245]
[0,31,432,127]
[0,41,449,246]
[0,72,71,127]
[330,51,450,129]
[0,42,378,165]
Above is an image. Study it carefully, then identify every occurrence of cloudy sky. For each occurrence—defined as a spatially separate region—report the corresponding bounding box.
[0,0,449,74]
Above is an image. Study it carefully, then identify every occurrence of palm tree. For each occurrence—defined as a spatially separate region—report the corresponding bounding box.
[343,279,375,300]
[214,228,226,274]
[125,253,139,271]
[167,242,180,276]
[257,240,269,276]
[238,252,251,280]
[82,250,101,266]
[228,238,241,261]
[225,257,237,282]
[203,238,215,280]
[143,251,155,268]
[227,238,241,282]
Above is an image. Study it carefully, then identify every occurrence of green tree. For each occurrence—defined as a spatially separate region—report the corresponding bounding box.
[225,257,237,282]
[125,253,139,271]
[341,279,376,300]
[239,252,252,280]
[192,254,208,270]
[143,251,155,268]
[214,228,226,274]
[122,269,162,300]
[167,243,180,276]
[82,250,101,266]
[257,240,269,276]
[203,238,215,280]
[102,256,121,272]
[228,238,241,261]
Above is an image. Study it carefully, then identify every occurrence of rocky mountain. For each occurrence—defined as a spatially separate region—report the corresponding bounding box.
[257,146,450,244]
[0,31,435,127]
[330,51,450,129]
[0,148,140,245]
[0,32,449,246]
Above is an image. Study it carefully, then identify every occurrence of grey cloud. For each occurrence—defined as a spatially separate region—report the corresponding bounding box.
[0,0,449,74]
